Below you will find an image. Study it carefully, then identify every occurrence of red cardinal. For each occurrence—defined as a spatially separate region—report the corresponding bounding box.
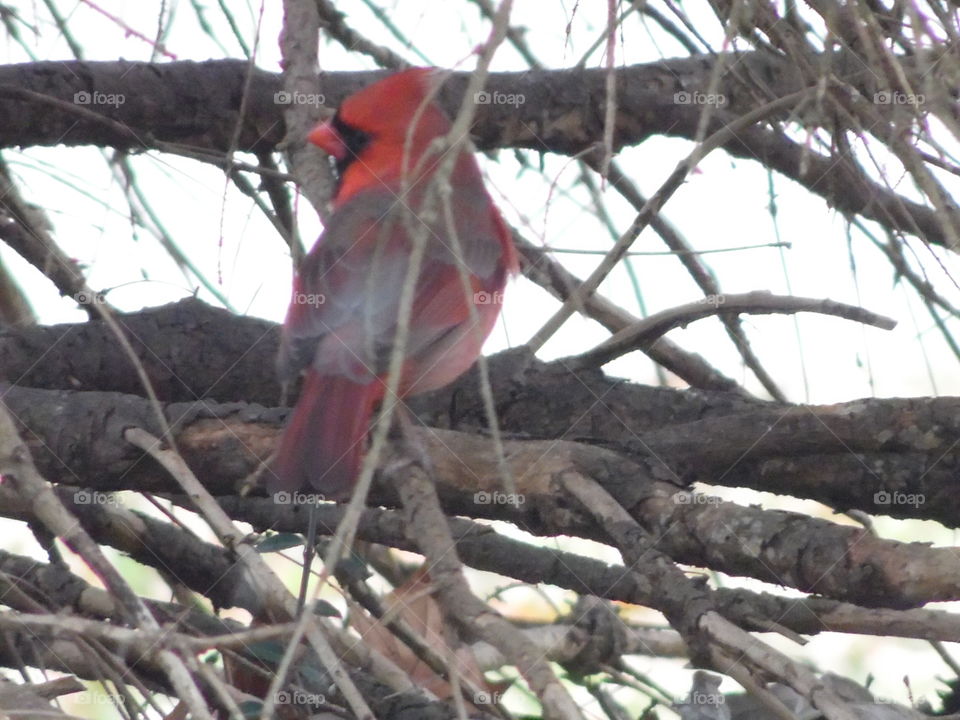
[270,68,517,499]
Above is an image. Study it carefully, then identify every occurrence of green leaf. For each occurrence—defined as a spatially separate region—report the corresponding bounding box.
[255,533,304,553]
[312,599,341,617]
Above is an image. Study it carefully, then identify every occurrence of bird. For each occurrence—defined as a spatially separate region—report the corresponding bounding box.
[269,68,517,500]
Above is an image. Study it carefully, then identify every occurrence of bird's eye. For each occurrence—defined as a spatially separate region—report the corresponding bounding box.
[332,115,371,175]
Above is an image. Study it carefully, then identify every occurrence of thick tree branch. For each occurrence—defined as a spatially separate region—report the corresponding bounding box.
[3,383,959,608]
[2,301,953,524]
[0,58,953,250]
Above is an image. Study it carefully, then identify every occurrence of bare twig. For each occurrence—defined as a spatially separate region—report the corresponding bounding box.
[526,88,817,353]
[564,290,896,370]
[124,426,390,719]
[515,233,746,392]
[0,403,213,720]
[557,472,860,720]
[391,440,585,720]
[0,156,87,306]
[597,159,788,400]
[313,0,407,69]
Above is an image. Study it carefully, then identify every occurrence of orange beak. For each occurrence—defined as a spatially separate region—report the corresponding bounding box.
[307,120,348,160]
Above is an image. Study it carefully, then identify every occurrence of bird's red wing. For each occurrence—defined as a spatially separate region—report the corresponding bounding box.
[278,186,506,386]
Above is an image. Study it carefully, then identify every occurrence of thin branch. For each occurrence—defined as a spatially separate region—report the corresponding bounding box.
[0,403,213,720]
[564,290,897,371]
[526,88,817,353]
[558,472,860,720]
[515,231,746,393]
[598,158,788,400]
[313,0,407,69]
[0,156,88,306]
[391,439,585,720]
[124,426,379,719]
